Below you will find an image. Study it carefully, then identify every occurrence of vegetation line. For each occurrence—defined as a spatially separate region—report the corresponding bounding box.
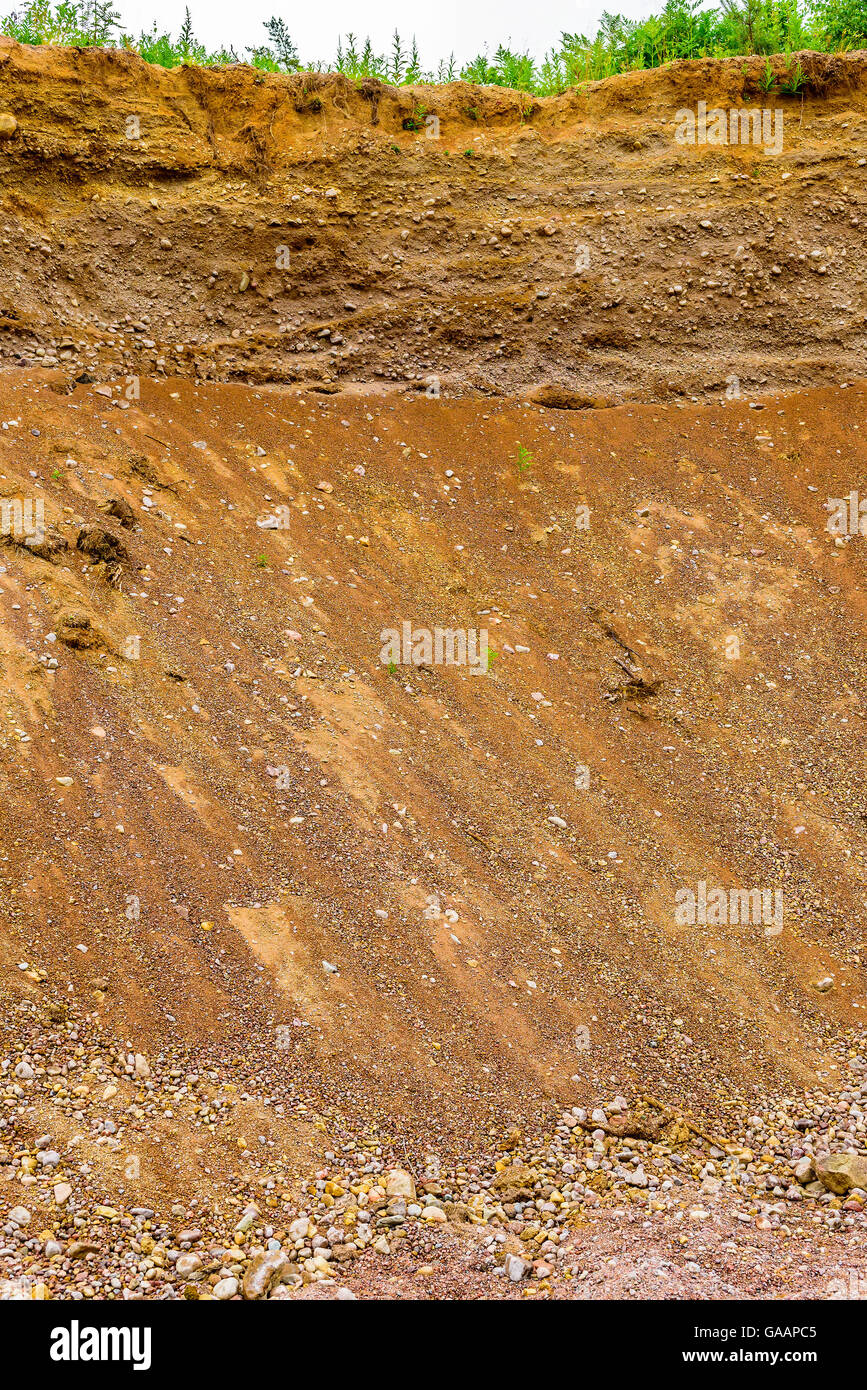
[1,0,864,93]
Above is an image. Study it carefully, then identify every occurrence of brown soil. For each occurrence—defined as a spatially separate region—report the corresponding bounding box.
[0,42,865,401]
[0,44,866,1302]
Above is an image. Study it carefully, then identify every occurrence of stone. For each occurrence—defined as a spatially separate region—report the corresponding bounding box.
[175,1253,204,1281]
[8,1206,30,1227]
[67,1242,100,1260]
[0,1278,31,1299]
[0,113,17,138]
[793,1157,815,1184]
[53,1183,72,1206]
[385,1168,416,1201]
[625,1166,649,1188]
[816,1154,867,1195]
[491,1163,535,1200]
[213,1277,239,1300]
[503,1253,529,1282]
[242,1250,294,1300]
[235,1204,259,1233]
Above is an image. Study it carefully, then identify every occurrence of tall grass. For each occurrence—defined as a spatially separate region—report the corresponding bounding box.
[1,0,863,92]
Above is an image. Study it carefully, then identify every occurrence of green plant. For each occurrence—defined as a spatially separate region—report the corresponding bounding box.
[758,56,777,88]
[257,553,268,567]
[516,444,534,473]
[261,15,301,70]
[0,2,852,91]
[402,103,426,131]
[780,57,806,91]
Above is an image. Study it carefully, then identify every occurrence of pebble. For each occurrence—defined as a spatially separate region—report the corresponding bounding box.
[175,1254,204,1281]
[504,1253,529,1282]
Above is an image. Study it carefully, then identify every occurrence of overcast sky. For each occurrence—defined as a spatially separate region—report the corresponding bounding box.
[113,0,666,67]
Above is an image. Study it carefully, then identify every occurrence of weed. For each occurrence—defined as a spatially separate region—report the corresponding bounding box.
[758,57,776,90]
[780,59,806,93]
[402,104,427,132]
[517,444,534,474]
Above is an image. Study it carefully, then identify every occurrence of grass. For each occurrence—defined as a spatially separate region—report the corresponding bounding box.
[0,1,864,94]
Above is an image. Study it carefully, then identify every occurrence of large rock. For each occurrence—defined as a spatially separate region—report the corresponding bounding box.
[815,1154,867,1195]
[175,1253,204,1281]
[0,113,17,139]
[385,1168,416,1201]
[491,1163,536,1201]
[242,1250,296,1300]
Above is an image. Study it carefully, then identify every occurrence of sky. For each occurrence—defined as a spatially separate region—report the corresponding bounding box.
[112,0,667,67]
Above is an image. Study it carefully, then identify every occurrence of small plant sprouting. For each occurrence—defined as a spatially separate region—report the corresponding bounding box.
[780,60,806,96]
[387,659,398,675]
[257,553,268,568]
[758,58,776,92]
[402,104,426,131]
[516,444,534,474]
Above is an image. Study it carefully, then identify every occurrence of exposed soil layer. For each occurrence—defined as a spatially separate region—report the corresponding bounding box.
[1,44,867,1301]
[0,42,865,402]
[0,368,865,1298]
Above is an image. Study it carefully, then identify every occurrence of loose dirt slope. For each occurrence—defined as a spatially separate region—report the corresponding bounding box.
[0,46,866,1302]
